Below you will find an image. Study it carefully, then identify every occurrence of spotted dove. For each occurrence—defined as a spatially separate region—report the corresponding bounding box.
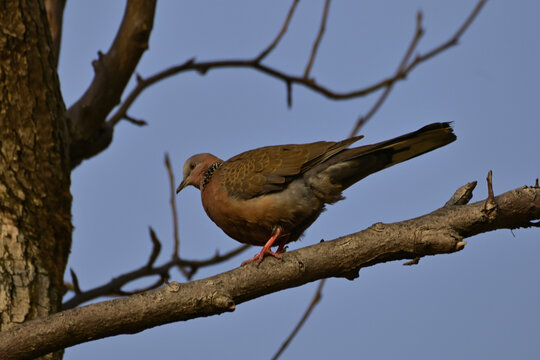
[176,122,456,264]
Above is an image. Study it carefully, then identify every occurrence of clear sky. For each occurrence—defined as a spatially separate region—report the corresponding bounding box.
[59,1,539,359]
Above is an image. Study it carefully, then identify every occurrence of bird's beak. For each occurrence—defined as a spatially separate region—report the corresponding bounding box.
[176,180,187,194]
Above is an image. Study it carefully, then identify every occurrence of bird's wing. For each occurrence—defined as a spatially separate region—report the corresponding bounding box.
[217,136,363,199]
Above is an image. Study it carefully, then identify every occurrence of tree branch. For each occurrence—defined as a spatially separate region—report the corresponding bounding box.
[66,0,157,168]
[3,180,538,359]
[350,11,424,136]
[303,0,331,78]
[61,234,250,310]
[255,0,300,62]
[350,0,487,135]
[272,279,326,360]
[107,0,486,132]
[165,153,181,260]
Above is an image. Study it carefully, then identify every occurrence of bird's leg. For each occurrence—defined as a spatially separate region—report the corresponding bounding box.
[242,227,286,265]
[275,237,289,254]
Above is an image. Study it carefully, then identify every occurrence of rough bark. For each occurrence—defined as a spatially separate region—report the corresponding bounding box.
[44,0,66,68]
[0,0,71,358]
[0,184,538,359]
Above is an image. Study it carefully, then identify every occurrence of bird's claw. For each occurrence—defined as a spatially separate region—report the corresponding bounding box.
[241,248,281,266]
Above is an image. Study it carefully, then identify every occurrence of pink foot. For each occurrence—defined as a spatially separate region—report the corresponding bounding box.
[241,227,289,265]
[275,241,288,254]
[241,247,281,266]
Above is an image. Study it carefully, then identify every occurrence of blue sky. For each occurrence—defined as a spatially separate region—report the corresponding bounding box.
[59,1,539,359]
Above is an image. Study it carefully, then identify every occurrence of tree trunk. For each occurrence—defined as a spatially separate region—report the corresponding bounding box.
[0,0,71,358]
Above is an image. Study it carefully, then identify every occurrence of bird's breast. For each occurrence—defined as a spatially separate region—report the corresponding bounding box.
[201,178,324,246]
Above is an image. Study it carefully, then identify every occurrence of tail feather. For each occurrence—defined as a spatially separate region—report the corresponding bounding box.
[306,122,456,202]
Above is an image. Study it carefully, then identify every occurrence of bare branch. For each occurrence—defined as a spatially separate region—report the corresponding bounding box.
[350,11,424,136]
[403,257,420,266]
[350,0,486,135]
[61,244,251,310]
[108,1,486,134]
[272,279,326,360]
[107,57,194,126]
[445,181,477,206]
[124,114,148,126]
[387,0,486,94]
[5,183,538,358]
[106,0,296,126]
[69,269,81,295]
[410,0,487,67]
[256,0,300,62]
[303,0,331,78]
[286,80,292,108]
[67,0,157,168]
[101,58,400,128]
[44,0,66,68]
[483,170,498,217]
[165,153,181,259]
[146,227,162,268]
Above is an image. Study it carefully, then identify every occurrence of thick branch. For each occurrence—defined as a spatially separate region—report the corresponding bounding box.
[2,183,538,359]
[66,0,156,168]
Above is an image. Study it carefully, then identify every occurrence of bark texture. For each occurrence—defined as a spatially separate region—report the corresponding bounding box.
[0,0,71,352]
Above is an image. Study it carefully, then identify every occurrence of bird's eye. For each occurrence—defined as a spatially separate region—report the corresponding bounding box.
[190,163,196,170]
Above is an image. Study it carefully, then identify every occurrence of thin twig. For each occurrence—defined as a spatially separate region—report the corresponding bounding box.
[146,227,161,268]
[483,170,498,217]
[69,269,81,294]
[256,0,300,62]
[304,0,331,78]
[486,170,495,202]
[272,279,326,360]
[350,0,487,136]
[412,0,487,67]
[62,244,251,310]
[165,153,181,259]
[124,114,147,126]
[350,11,424,136]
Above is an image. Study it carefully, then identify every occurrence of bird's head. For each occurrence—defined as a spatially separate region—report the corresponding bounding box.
[176,153,222,193]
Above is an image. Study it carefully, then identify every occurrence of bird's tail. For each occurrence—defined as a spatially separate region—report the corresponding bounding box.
[308,122,456,202]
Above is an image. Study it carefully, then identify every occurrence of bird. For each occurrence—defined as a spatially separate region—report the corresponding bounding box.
[176,122,456,265]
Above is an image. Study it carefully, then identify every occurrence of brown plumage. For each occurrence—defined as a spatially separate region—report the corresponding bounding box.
[176,122,456,264]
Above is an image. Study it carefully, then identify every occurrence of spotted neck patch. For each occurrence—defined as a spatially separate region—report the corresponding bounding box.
[202,162,223,190]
